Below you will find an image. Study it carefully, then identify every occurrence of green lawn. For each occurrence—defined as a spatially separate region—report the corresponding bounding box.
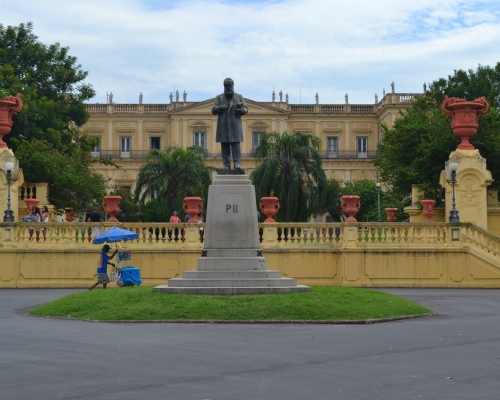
[29,286,433,321]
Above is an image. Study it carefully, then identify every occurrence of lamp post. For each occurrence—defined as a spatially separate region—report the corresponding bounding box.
[376,182,381,222]
[449,162,460,223]
[3,161,14,222]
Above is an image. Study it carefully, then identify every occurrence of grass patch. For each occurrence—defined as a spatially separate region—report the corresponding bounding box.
[29,286,433,321]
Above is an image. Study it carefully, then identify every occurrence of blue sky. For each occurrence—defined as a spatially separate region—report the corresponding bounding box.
[3,0,500,104]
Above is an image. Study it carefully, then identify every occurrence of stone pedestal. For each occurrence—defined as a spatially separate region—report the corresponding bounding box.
[440,149,493,230]
[154,173,310,294]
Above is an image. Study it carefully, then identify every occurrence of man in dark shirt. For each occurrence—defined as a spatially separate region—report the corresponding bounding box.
[89,207,103,236]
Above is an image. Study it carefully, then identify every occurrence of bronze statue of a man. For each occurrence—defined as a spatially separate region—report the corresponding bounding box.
[212,78,248,169]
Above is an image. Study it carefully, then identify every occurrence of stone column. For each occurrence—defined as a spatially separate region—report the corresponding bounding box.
[440,149,493,229]
[182,119,188,148]
[107,120,113,149]
[138,120,143,151]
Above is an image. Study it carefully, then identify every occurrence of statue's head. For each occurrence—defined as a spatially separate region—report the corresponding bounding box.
[224,78,234,96]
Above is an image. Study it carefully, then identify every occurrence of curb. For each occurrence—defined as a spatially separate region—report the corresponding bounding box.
[27,312,439,324]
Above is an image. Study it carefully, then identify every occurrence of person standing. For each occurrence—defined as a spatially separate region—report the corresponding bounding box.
[89,244,117,290]
[41,206,49,241]
[89,207,103,237]
[169,211,180,239]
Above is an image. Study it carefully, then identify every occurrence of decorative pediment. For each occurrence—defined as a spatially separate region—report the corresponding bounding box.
[249,121,269,130]
[170,98,288,115]
[189,121,210,130]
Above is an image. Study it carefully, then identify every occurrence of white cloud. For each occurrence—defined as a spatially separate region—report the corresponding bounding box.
[2,0,499,104]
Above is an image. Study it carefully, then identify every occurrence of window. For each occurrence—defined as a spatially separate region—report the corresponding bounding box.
[193,131,206,148]
[120,186,131,196]
[252,132,264,151]
[326,137,338,158]
[90,138,101,157]
[120,137,131,158]
[357,137,367,158]
[150,137,161,150]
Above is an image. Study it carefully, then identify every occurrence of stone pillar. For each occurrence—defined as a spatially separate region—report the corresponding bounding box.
[107,120,113,149]
[138,120,143,151]
[440,149,493,229]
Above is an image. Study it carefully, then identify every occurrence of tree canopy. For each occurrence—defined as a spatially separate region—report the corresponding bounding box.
[376,63,500,200]
[0,22,110,212]
[134,146,215,220]
[250,131,326,222]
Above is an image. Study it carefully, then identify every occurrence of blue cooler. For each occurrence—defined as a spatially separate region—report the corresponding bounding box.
[120,266,142,286]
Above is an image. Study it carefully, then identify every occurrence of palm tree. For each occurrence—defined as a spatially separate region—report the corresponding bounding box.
[134,146,216,218]
[250,131,326,222]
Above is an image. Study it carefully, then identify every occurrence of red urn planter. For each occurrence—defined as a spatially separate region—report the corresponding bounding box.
[420,200,436,223]
[64,207,75,222]
[24,198,40,216]
[260,197,280,223]
[385,208,398,222]
[0,94,23,149]
[102,195,122,222]
[183,197,203,223]
[341,195,361,222]
[441,96,489,150]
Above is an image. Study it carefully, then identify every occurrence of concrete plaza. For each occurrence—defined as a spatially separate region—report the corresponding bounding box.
[1,288,499,399]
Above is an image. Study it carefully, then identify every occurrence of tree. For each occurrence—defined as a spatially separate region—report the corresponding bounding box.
[318,178,343,222]
[134,146,215,219]
[0,22,110,212]
[429,63,500,108]
[250,131,326,222]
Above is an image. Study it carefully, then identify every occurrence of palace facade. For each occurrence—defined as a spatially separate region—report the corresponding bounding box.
[82,91,419,193]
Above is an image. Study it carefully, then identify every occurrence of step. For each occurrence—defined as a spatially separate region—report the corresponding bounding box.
[167,277,297,288]
[202,249,263,258]
[198,257,266,271]
[153,285,312,295]
[182,270,283,279]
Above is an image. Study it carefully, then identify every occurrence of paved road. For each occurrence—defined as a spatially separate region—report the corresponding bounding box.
[1,288,500,400]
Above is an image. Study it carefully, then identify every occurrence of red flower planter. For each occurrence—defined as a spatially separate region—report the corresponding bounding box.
[420,199,436,223]
[441,96,489,150]
[260,197,280,223]
[183,197,203,223]
[0,94,23,149]
[102,195,122,222]
[385,208,398,222]
[341,195,360,222]
[24,198,40,216]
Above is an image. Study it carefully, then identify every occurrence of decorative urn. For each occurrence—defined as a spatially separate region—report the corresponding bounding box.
[420,199,436,223]
[183,197,203,223]
[441,96,489,150]
[0,94,23,149]
[260,197,280,223]
[64,207,75,222]
[385,208,398,222]
[341,195,361,222]
[102,195,122,222]
[24,198,40,216]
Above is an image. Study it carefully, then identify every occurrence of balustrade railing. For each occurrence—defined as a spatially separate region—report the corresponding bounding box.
[143,104,168,113]
[86,104,108,113]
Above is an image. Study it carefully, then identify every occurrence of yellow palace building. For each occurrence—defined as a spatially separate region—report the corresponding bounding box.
[82,88,420,193]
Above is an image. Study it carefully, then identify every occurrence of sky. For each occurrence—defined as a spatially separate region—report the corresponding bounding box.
[2,0,500,105]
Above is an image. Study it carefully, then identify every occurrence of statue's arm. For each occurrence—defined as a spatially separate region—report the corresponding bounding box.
[235,95,248,115]
[212,96,226,115]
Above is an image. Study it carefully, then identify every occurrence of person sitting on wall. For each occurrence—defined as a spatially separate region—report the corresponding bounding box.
[89,207,103,237]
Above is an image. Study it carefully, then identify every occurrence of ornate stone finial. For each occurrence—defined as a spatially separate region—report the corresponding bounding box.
[315,93,319,104]
[423,82,427,92]
[286,93,289,103]
[383,88,386,96]
[183,90,187,102]
[176,90,179,102]
[169,92,173,103]
[391,81,395,93]
[375,94,378,104]
[272,90,275,102]
[0,93,23,149]
[279,90,283,102]
[139,92,143,104]
[345,93,349,105]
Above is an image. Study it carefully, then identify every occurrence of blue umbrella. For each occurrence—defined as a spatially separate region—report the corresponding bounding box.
[93,227,139,244]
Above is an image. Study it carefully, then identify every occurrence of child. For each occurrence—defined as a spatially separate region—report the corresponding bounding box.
[89,244,118,290]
